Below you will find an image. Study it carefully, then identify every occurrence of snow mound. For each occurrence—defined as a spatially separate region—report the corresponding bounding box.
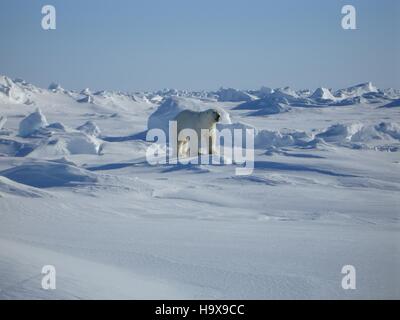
[335,82,378,99]
[47,122,67,131]
[330,96,366,106]
[316,122,400,149]
[316,123,364,143]
[382,88,400,100]
[0,138,37,157]
[217,122,257,147]
[0,75,28,104]
[48,82,66,93]
[17,109,102,157]
[310,87,336,101]
[78,90,153,113]
[29,132,102,158]
[0,176,48,198]
[381,99,400,108]
[59,133,102,155]
[147,97,231,134]
[0,161,98,188]
[375,122,400,140]
[148,94,164,104]
[253,86,274,99]
[273,87,299,99]
[77,95,94,103]
[236,97,290,116]
[18,108,48,137]
[297,89,312,98]
[255,129,313,149]
[80,88,91,95]
[216,88,254,102]
[76,121,101,137]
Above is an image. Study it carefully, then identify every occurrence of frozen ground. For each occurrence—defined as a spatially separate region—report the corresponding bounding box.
[0,76,399,299]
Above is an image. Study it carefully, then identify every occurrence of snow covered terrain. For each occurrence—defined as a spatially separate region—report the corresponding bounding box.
[0,75,399,299]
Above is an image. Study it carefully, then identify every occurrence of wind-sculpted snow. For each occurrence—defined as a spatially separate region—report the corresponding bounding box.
[0,160,98,188]
[29,131,103,157]
[0,176,49,198]
[315,122,400,150]
[215,87,255,102]
[14,109,103,157]
[254,129,313,149]
[0,138,36,157]
[235,97,291,115]
[381,99,400,108]
[334,82,378,99]
[234,82,397,112]
[0,74,399,299]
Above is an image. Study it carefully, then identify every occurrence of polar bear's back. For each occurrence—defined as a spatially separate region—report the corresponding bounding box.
[175,109,202,132]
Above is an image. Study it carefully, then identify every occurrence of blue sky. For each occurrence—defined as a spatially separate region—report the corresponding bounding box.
[0,0,398,91]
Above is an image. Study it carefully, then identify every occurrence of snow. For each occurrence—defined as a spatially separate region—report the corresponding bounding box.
[48,82,65,93]
[0,75,399,299]
[310,87,336,101]
[76,121,101,137]
[382,99,400,108]
[255,129,313,149]
[147,96,231,134]
[273,86,300,99]
[216,87,254,102]
[315,122,400,150]
[0,76,28,104]
[0,175,49,198]
[335,82,378,99]
[28,130,103,157]
[235,97,290,115]
[0,116,6,130]
[77,95,93,104]
[0,160,98,188]
[18,108,49,137]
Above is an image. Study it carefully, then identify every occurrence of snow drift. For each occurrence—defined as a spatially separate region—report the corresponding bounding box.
[0,176,48,198]
[335,82,378,99]
[316,122,400,150]
[255,129,313,149]
[215,88,254,102]
[235,97,290,115]
[381,99,400,108]
[0,161,98,188]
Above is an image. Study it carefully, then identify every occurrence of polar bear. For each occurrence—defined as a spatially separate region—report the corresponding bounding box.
[174,109,221,158]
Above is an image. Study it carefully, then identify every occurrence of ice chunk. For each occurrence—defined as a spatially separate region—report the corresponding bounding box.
[77,121,101,137]
[18,108,48,137]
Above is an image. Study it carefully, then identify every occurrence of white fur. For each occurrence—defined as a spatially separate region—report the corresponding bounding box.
[174,109,220,158]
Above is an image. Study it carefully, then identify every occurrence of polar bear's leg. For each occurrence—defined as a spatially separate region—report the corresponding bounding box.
[177,140,185,158]
[178,138,191,158]
[209,129,217,154]
[199,129,209,155]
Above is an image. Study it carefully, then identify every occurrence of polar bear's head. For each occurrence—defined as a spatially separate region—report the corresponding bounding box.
[203,109,221,124]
